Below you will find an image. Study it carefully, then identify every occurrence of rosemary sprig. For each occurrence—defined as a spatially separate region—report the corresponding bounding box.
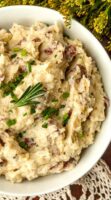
[12,82,45,107]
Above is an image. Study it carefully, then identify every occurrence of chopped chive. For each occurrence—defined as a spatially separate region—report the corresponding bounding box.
[8,109,13,113]
[26,60,35,72]
[13,47,21,52]
[52,98,58,102]
[6,119,16,127]
[27,62,32,72]
[17,131,26,139]
[11,92,18,102]
[21,49,28,57]
[42,107,59,119]
[23,112,27,116]
[62,113,70,126]
[54,54,57,58]
[42,122,48,128]
[10,53,17,59]
[28,60,35,65]
[30,105,36,114]
[78,131,84,138]
[60,104,65,109]
[19,141,28,150]
[0,72,27,96]
[62,92,70,99]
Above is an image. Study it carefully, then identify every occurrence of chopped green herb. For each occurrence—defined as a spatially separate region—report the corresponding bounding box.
[10,53,17,59]
[60,104,65,109]
[0,72,27,96]
[52,98,58,103]
[54,54,57,58]
[30,105,36,114]
[27,62,32,72]
[42,122,48,128]
[21,49,28,57]
[17,131,26,139]
[23,112,27,116]
[19,141,28,150]
[62,113,70,126]
[62,92,70,99]
[78,131,84,138]
[11,91,18,102]
[42,107,59,119]
[6,119,16,127]
[28,60,35,65]
[8,109,13,113]
[13,47,21,52]
[12,82,44,107]
[26,60,35,73]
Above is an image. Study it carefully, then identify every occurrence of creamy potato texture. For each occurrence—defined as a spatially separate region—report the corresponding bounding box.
[0,22,106,182]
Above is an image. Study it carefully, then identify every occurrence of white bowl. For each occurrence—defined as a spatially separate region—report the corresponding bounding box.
[0,5,111,196]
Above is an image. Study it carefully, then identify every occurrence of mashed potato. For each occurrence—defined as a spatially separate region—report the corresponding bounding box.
[0,22,106,183]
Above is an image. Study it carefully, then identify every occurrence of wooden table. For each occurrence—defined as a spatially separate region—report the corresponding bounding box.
[100,51,111,169]
[102,143,111,169]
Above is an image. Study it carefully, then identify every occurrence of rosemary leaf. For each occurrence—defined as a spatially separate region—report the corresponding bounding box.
[12,82,45,107]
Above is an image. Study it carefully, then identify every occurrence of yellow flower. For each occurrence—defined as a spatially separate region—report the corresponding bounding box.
[106,40,111,52]
[94,11,108,34]
[102,0,111,3]
[22,0,28,5]
[59,3,72,16]
[64,0,75,8]
[28,0,36,5]
[48,0,58,8]
[75,0,86,7]
[89,0,95,5]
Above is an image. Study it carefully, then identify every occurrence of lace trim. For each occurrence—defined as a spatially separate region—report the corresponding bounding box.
[0,159,111,200]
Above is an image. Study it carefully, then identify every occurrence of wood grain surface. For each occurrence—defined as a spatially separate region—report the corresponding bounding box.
[102,143,111,169]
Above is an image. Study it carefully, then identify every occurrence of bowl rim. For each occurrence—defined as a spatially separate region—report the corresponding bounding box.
[0,5,111,196]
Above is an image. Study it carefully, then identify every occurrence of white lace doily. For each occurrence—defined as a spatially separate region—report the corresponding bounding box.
[0,159,111,200]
